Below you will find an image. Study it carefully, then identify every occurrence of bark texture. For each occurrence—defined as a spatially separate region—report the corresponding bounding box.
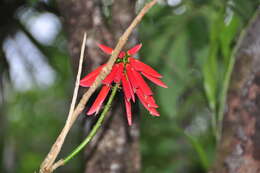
[57,0,140,173]
[212,8,260,173]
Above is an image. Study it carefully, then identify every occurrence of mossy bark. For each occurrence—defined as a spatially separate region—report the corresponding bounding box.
[212,8,260,173]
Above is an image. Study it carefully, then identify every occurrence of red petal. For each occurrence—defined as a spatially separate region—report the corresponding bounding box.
[114,63,124,83]
[129,58,162,78]
[126,65,139,90]
[136,88,157,108]
[97,44,126,58]
[80,74,98,87]
[147,96,159,108]
[122,74,135,102]
[131,68,153,96]
[124,97,132,125]
[102,64,119,85]
[125,74,135,102]
[80,65,105,87]
[97,44,113,54]
[122,74,132,101]
[127,44,142,55]
[136,89,160,116]
[87,85,110,115]
[141,72,168,88]
[136,88,149,110]
[119,51,126,58]
[148,107,160,116]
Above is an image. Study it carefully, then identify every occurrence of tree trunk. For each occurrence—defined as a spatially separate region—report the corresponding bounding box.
[212,8,260,173]
[57,0,140,173]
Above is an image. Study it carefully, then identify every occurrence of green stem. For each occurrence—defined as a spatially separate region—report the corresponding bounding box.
[63,83,119,164]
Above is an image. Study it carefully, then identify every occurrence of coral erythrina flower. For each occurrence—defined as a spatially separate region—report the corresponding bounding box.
[80,43,167,125]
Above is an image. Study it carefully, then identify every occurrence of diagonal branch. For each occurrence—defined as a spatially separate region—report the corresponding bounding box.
[39,0,157,172]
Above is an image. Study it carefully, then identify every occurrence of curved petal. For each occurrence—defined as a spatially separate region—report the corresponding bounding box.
[114,63,124,83]
[131,68,153,96]
[97,44,113,54]
[87,85,110,115]
[124,97,132,125]
[126,65,138,90]
[129,58,162,78]
[97,44,126,58]
[148,107,160,116]
[127,44,142,55]
[122,74,132,101]
[136,88,150,110]
[119,51,126,58]
[80,65,105,87]
[125,74,135,102]
[80,74,98,87]
[136,87,157,108]
[102,64,119,85]
[136,88,159,116]
[147,96,159,108]
[141,72,168,88]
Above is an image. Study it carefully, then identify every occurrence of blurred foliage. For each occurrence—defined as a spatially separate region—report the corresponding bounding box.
[139,0,258,172]
[0,0,259,173]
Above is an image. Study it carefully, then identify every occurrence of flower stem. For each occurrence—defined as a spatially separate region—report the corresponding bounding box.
[63,83,119,164]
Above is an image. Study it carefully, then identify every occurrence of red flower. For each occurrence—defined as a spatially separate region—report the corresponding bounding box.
[80,43,167,125]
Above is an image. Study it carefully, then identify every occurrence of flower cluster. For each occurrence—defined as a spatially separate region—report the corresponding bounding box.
[80,43,167,125]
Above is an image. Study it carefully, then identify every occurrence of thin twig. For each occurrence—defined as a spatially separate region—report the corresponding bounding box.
[39,32,87,173]
[39,1,157,172]
[69,32,86,121]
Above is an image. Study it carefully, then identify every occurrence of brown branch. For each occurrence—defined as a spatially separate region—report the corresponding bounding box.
[39,1,157,172]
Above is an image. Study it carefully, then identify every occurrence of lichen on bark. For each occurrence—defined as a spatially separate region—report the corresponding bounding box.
[212,8,260,173]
